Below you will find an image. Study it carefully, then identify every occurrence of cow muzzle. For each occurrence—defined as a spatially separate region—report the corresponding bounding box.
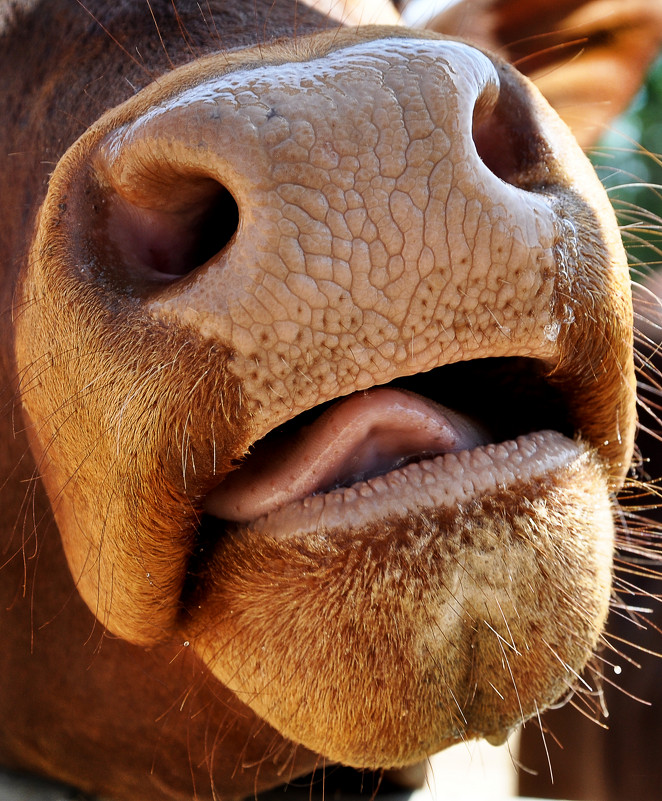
[16,29,635,769]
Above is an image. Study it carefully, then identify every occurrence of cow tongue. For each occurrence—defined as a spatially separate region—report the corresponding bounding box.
[205,388,491,524]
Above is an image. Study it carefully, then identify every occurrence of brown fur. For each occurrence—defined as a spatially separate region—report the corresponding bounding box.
[192,460,614,767]
[0,1,659,799]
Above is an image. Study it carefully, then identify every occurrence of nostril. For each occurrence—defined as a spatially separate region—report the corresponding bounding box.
[472,73,546,190]
[104,177,239,280]
[473,114,529,187]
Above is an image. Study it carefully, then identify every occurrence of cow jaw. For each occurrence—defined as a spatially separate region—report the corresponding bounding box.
[189,433,612,768]
[185,351,614,767]
[15,29,634,772]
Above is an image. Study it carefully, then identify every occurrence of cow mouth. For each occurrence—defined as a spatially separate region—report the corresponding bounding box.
[202,356,572,537]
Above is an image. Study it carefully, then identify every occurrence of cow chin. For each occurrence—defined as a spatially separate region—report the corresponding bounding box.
[188,444,613,769]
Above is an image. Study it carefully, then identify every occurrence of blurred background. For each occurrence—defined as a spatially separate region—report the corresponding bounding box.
[591,55,662,279]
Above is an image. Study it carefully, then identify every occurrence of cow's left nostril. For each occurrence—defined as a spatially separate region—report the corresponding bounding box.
[472,72,546,190]
[103,177,239,280]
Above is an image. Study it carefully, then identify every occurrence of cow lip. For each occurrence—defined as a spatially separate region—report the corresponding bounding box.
[205,387,493,524]
[234,430,586,541]
[202,355,574,532]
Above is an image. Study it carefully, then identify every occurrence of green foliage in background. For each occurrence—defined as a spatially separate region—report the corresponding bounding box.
[590,56,662,273]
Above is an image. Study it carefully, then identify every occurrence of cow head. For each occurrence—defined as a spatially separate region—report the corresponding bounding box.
[0,1,659,798]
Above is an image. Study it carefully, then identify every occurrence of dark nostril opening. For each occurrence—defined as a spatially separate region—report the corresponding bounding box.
[472,80,546,190]
[104,176,240,281]
[194,186,240,274]
[473,114,520,184]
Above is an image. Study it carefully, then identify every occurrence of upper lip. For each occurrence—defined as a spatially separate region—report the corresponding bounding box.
[203,354,574,526]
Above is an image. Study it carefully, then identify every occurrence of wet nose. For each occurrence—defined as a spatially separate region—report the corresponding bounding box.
[19,32,635,649]
[66,37,569,438]
[95,38,507,283]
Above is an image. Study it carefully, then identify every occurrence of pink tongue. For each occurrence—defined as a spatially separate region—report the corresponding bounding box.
[205,388,490,523]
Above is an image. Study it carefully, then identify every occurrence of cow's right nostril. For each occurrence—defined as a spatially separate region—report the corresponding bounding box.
[102,175,240,281]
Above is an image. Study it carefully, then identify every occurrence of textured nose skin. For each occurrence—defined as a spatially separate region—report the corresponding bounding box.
[94,38,564,442]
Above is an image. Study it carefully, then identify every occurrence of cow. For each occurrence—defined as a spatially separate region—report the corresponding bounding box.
[0,1,659,799]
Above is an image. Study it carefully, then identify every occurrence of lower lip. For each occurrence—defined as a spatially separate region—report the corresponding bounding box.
[211,430,583,540]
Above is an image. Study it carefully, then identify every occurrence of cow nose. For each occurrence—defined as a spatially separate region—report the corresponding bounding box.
[69,36,569,440]
[93,38,506,284]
